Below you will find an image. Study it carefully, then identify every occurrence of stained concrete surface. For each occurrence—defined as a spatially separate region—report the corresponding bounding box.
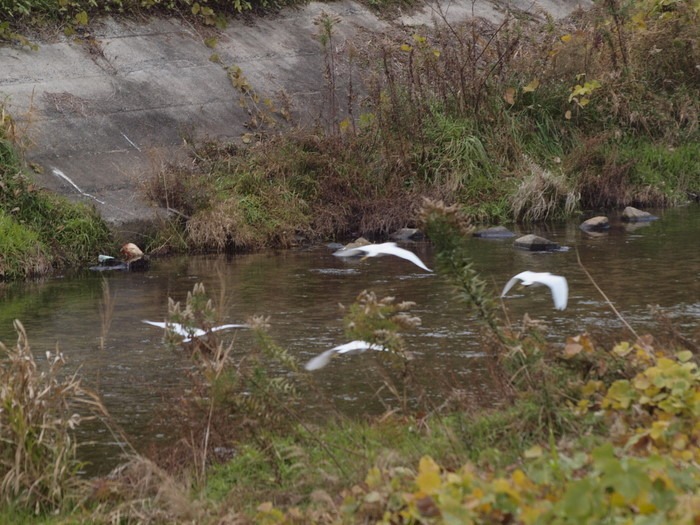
[0,0,590,239]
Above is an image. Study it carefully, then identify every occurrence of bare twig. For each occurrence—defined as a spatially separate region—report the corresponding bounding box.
[576,248,653,357]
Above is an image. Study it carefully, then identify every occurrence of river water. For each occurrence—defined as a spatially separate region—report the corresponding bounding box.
[0,205,698,473]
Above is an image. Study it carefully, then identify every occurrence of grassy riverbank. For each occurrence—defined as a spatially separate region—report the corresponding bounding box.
[0,110,112,280]
[141,0,700,253]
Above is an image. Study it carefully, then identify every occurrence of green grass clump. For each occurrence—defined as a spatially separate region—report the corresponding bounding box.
[0,171,112,279]
[0,111,113,280]
[570,137,700,209]
[619,140,700,203]
[0,210,51,279]
[0,0,307,41]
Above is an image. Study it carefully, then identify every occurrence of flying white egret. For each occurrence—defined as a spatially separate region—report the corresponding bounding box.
[500,271,569,311]
[143,320,248,343]
[305,340,388,371]
[333,242,432,272]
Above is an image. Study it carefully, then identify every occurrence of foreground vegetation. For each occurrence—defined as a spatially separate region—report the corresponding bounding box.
[0,200,698,524]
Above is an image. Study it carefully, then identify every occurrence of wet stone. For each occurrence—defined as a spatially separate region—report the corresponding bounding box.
[390,228,425,241]
[580,216,610,232]
[514,234,560,252]
[342,237,372,250]
[621,206,658,222]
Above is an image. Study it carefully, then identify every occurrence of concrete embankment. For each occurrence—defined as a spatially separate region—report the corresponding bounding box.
[0,0,589,240]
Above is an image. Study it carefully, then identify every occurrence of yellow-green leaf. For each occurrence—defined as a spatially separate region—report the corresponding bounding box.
[75,11,88,25]
[522,78,540,93]
[416,456,441,495]
[524,445,543,458]
[677,350,693,363]
[633,375,651,390]
[613,342,633,357]
[365,466,382,488]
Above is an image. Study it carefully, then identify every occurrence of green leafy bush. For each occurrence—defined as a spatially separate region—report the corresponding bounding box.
[0,211,50,279]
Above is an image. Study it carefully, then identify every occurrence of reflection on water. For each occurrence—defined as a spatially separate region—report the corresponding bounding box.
[0,205,698,472]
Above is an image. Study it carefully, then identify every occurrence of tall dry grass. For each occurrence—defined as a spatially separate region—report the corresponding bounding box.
[511,158,579,222]
[0,320,108,513]
[142,0,700,252]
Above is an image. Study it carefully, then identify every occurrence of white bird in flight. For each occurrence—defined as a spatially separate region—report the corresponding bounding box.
[305,340,388,371]
[333,242,432,272]
[143,320,248,343]
[500,271,568,311]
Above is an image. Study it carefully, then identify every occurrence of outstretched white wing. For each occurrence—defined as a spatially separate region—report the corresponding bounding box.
[143,320,202,342]
[533,273,568,310]
[333,242,432,272]
[500,271,568,310]
[210,323,249,333]
[500,271,529,298]
[370,243,432,272]
[332,246,365,258]
[304,348,338,371]
[305,340,388,371]
[145,320,249,343]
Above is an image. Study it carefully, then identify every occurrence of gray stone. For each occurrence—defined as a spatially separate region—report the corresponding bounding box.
[621,206,658,222]
[579,216,610,232]
[389,228,424,241]
[343,237,371,250]
[514,234,560,252]
[473,226,516,238]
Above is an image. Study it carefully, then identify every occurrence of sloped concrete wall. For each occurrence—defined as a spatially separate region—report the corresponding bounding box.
[0,0,590,239]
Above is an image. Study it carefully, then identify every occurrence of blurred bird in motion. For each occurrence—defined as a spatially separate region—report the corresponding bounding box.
[305,340,388,371]
[501,271,568,310]
[143,320,248,343]
[333,242,432,272]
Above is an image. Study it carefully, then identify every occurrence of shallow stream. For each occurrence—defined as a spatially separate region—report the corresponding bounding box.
[1,205,698,473]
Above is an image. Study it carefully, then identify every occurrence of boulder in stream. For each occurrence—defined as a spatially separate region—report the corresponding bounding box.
[514,234,560,252]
